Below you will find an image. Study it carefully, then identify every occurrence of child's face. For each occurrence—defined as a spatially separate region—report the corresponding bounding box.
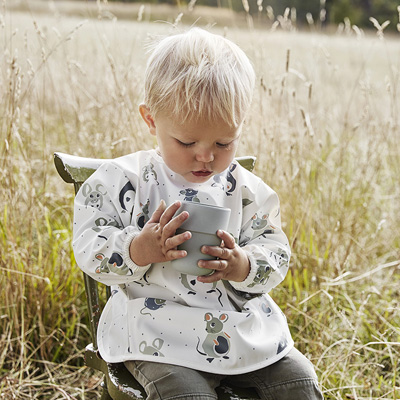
[140,105,241,184]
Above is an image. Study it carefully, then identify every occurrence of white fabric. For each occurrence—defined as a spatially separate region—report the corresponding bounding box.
[73,149,293,374]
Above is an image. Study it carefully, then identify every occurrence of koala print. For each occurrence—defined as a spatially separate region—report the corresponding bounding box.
[197,313,231,363]
[139,338,164,357]
[82,183,107,209]
[251,213,276,237]
[142,163,159,185]
[119,181,135,213]
[248,260,272,287]
[95,253,132,276]
[179,189,200,202]
[275,248,290,269]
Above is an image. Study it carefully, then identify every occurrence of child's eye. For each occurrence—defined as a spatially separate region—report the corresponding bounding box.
[216,142,230,148]
[177,140,195,148]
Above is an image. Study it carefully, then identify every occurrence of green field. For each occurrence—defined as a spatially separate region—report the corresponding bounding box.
[0,1,399,398]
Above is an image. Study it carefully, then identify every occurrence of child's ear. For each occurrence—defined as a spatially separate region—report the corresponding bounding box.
[139,104,156,135]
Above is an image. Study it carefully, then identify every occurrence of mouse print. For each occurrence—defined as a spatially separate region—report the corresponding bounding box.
[180,274,223,307]
[179,189,200,202]
[196,313,231,363]
[95,252,132,276]
[139,338,165,357]
[140,298,166,316]
[132,272,150,287]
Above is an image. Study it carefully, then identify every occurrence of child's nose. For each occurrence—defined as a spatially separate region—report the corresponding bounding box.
[195,148,214,163]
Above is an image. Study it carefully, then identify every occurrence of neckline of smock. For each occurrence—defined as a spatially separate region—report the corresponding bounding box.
[150,148,220,189]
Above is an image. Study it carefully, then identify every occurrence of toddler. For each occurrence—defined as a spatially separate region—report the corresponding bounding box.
[73,28,323,399]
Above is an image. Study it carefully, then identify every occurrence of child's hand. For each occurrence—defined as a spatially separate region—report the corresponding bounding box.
[197,230,250,283]
[129,200,191,266]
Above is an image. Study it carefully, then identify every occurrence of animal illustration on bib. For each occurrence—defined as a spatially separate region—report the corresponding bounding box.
[250,213,276,239]
[136,199,151,229]
[140,298,166,316]
[142,163,159,185]
[274,248,290,269]
[196,313,231,363]
[93,216,122,232]
[119,181,135,213]
[139,338,165,357]
[212,163,237,196]
[82,183,107,209]
[94,252,132,276]
[180,274,223,307]
[179,189,200,202]
[277,334,288,355]
[249,259,273,287]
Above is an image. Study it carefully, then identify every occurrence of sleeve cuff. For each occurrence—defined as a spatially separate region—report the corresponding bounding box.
[122,230,151,273]
[229,252,258,291]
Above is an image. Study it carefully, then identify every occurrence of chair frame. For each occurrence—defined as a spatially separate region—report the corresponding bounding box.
[54,152,259,400]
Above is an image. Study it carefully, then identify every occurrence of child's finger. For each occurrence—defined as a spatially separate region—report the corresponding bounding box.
[201,244,230,260]
[147,200,167,223]
[165,230,191,250]
[217,230,235,249]
[159,201,182,226]
[165,248,187,261]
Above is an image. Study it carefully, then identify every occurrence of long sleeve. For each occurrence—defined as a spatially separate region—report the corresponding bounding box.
[72,162,151,286]
[229,180,290,294]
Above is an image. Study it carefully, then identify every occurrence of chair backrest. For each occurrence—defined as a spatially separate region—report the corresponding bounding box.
[54,152,256,350]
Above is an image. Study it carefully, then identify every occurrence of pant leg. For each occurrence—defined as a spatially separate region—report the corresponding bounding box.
[124,360,221,400]
[223,347,324,400]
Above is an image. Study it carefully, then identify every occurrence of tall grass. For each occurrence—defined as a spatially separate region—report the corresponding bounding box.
[0,1,399,399]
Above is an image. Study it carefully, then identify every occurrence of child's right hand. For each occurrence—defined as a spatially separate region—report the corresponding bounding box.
[129,200,191,266]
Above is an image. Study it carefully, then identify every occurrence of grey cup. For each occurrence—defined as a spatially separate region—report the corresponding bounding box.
[171,202,231,276]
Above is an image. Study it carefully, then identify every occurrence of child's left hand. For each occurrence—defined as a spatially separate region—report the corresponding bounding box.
[197,230,250,283]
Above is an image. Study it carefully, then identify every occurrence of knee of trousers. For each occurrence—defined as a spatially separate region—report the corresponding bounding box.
[270,348,319,382]
[125,361,219,400]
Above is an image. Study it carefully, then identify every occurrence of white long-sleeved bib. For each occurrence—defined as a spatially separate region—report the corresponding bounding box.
[73,149,293,374]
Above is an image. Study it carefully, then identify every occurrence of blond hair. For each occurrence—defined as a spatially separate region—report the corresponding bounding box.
[143,28,255,128]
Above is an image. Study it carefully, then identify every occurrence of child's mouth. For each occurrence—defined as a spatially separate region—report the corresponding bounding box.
[192,170,212,177]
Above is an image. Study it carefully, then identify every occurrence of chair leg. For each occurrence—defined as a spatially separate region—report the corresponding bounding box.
[100,379,113,400]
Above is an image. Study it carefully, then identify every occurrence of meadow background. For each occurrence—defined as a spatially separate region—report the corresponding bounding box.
[1,0,399,398]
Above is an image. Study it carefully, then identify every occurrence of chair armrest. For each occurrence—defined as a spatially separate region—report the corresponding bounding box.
[235,156,256,172]
[54,152,110,185]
